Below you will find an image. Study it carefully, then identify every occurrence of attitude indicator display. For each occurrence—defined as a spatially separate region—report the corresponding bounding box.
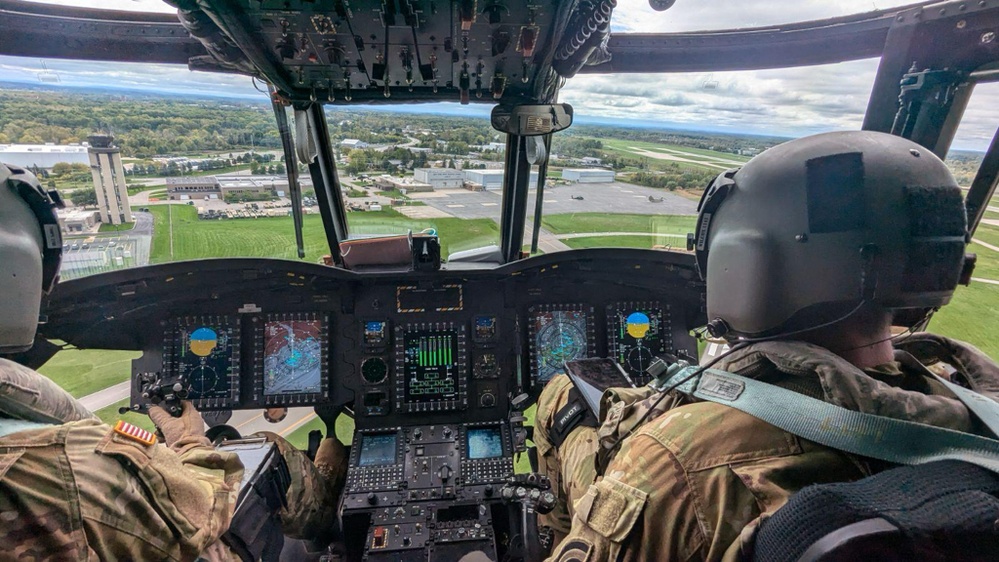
[529,305,595,385]
[167,316,239,408]
[395,323,468,412]
[608,303,671,384]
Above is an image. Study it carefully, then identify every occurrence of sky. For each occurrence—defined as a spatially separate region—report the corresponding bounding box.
[3,0,997,150]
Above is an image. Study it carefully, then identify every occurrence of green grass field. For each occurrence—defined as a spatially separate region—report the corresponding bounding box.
[930,282,999,360]
[563,234,684,250]
[99,222,136,233]
[969,243,999,280]
[973,223,999,249]
[149,204,498,262]
[95,399,156,433]
[38,348,139,398]
[542,212,696,236]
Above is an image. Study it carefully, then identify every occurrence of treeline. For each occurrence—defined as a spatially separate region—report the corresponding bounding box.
[623,167,717,191]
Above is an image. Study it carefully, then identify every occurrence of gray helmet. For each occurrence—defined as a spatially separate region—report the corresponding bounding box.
[0,164,64,353]
[691,131,972,339]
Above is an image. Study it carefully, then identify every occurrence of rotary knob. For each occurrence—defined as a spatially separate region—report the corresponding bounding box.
[479,393,496,407]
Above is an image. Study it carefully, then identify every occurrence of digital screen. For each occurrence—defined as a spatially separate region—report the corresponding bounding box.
[263,320,323,396]
[609,305,669,382]
[403,330,459,402]
[467,427,504,460]
[532,310,590,384]
[358,433,397,466]
[473,316,497,341]
[175,321,237,400]
[364,321,388,346]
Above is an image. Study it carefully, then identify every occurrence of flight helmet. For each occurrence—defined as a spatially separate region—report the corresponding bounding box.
[0,164,64,353]
[691,131,972,339]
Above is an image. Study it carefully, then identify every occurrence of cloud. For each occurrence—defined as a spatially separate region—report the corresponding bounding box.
[3,1,997,150]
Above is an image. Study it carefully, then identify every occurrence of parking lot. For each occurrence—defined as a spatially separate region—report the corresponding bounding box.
[61,212,152,280]
[408,181,698,219]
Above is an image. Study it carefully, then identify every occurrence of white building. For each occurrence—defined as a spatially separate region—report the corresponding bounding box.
[0,143,90,170]
[87,135,133,225]
[341,139,368,150]
[58,209,100,233]
[464,169,539,190]
[414,168,464,189]
[562,168,616,183]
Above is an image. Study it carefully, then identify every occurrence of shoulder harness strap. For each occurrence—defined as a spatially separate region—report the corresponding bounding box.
[661,366,999,474]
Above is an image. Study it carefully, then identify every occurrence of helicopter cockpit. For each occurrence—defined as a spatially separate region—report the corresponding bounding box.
[2,0,998,560]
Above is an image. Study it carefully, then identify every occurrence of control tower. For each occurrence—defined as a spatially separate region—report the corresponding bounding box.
[87,134,132,225]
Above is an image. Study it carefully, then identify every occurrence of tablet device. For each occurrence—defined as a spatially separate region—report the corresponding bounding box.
[564,358,636,416]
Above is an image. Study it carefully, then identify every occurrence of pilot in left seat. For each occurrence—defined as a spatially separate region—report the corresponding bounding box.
[0,163,346,560]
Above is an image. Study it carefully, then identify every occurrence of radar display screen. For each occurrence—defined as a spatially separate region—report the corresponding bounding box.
[358,433,398,466]
[530,306,594,385]
[169,316,239,406]
[608,303,671,384]
[263,319,323,396]
[467,427,504,460]
[403,330,459,403]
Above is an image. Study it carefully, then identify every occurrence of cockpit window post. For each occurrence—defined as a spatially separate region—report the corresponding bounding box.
[271,91,306,259]
[529,134,554,254]
[303,103,349,265]
[499,133,533,263]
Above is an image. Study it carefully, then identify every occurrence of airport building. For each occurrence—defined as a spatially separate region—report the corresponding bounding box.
[463,169,539,190]
[0,143,91,170]
[372,175,433,192]
[167,175,312,200]
[414,168,464,189]
[87,134,133,225]
[561,168,616,183]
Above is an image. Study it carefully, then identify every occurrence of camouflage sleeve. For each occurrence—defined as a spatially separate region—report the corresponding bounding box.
[534,375,602,543]
[254,431,344,541]
[544,431,707,562]
[72,419,244,561]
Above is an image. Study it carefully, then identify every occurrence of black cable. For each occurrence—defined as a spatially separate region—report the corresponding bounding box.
[608,340,751,450]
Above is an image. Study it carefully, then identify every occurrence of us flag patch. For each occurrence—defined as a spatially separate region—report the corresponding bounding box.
[113,420,157,446]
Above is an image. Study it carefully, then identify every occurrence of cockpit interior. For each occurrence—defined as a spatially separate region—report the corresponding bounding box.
[2,0,998,559]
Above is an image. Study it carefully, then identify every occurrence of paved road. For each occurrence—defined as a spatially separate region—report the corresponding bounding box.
[79,381,132,412]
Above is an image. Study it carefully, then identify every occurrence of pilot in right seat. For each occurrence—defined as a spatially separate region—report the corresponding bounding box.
[0,162,348,560]
[537,131,999,561]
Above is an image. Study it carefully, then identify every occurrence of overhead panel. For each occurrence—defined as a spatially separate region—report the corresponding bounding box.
[195,0,567,104]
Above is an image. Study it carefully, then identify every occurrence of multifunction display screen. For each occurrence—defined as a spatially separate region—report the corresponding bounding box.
[403,330,459,403]
[263,319,323,396]
[608,303,670,383]
[531,308,592,384]
[467,427,504,460]
[173,318,238,401]
[358,433,398,466]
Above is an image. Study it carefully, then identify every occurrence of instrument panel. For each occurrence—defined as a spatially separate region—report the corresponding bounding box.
[39,248,705,561]
[38,249,705,428]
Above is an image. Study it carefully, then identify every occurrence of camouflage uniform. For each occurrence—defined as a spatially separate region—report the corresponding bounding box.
[541,336,999,562]
[0,358,243,561]
[534,375,601,541]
